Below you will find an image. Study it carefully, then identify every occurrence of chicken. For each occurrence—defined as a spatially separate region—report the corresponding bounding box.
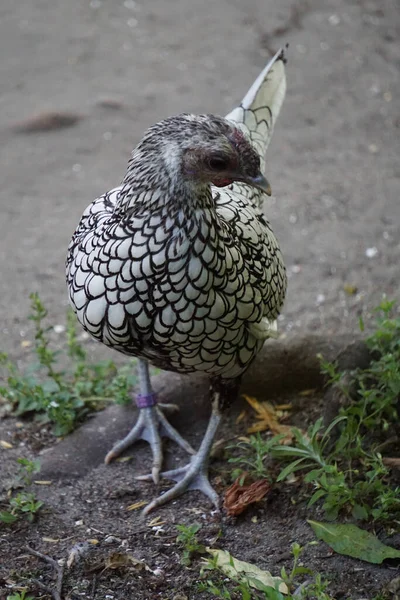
[66,48,287,513]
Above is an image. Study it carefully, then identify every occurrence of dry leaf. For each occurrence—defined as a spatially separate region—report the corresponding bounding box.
[42,537,60,543]
[223,475,271,516]
[147,516,165,527]
[205,548,288,593]
[243,395,293,441]
[126,500,147,511]
[343,284,358,295]
[105,552,145,571]
[236,410,247,424]
[34,480,52,485]
[0,440,13,449]
[12,111,83,133]
[298,389,317,397]
[116,456,132,463]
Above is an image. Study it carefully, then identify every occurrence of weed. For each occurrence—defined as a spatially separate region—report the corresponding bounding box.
[0,458,44,524]
[176,522,205,566]
[227,433,284,481]
[232,301,400,522]
[0,293,137,435]
[16,458,41,486]
[7,592,36,600]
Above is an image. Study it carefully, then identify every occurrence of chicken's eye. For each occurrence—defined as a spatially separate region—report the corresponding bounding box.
[208,155,230,171]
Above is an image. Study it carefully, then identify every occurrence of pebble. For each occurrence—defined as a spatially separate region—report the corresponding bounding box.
[365,247,378,258]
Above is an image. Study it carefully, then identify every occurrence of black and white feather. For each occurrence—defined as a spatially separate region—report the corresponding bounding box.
[66,50,287,382]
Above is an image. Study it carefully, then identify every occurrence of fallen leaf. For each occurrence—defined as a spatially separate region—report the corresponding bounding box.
[308,520,400,564]
[224,475,271,516]
[243,395,293,440]
[105,552,145,571]
[96,98,124,110]
[205,548,288,593]
[343,283,358,295]
[21,340,32,348]
[126,501,147,511]
[210,438,226,458]
[147,516,165,527]
[34,480,52,485]
[236,410,247,424]
[299,389,317,397]
[0,440,13,449]
[42,537,60,543]
[11,111,83,133]
[116,456,132,463]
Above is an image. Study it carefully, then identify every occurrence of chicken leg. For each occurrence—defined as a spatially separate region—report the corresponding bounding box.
[105,359,195,483]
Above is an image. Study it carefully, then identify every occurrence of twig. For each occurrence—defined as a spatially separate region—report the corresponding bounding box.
[90,574,97,599]
[25,545,64,600]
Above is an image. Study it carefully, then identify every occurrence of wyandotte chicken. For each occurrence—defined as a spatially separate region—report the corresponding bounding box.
[66,49,287,513]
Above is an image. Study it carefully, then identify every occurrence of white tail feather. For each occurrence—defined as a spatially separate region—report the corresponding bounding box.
[226,48,287,160]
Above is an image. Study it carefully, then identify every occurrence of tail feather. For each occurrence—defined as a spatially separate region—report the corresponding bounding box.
[226,48,287,161]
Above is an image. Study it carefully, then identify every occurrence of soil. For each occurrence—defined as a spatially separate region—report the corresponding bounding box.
[0,0,399,598]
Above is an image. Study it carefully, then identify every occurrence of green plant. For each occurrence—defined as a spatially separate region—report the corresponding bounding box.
[228,433,283,481]
[7,591,36,600]
[232,301,400,523]
[0,457,44,525]
[0,293,137,435]
[270,301,400,521]
[176,522,205,566]
[279,543,313,589]
[0,491,43,524]
[16,458,41,485]
[198,543,333,599]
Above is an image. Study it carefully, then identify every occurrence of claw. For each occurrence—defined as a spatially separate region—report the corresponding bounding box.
[142,459,220,516]
[139,404,223,514]
[105,405,195,483]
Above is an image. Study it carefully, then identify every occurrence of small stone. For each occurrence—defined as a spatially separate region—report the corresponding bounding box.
[104,535,120,544]
[290,265,301,274]
[328,14,340,25]
[365,247,378,258]
[383,91,392,102]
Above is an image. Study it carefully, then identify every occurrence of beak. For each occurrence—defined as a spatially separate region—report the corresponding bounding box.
[245,173,272,196]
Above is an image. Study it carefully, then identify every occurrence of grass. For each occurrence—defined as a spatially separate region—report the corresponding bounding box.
[0,293,137,436]
[228,300,400,523]
[176,522,206,566]
[6,592,36,600]
[0,458,43,524]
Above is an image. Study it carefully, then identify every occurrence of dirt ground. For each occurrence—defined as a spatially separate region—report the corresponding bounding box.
[0,0,399,598]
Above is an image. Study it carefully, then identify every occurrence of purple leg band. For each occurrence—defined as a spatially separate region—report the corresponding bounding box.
[136,393,158,408]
